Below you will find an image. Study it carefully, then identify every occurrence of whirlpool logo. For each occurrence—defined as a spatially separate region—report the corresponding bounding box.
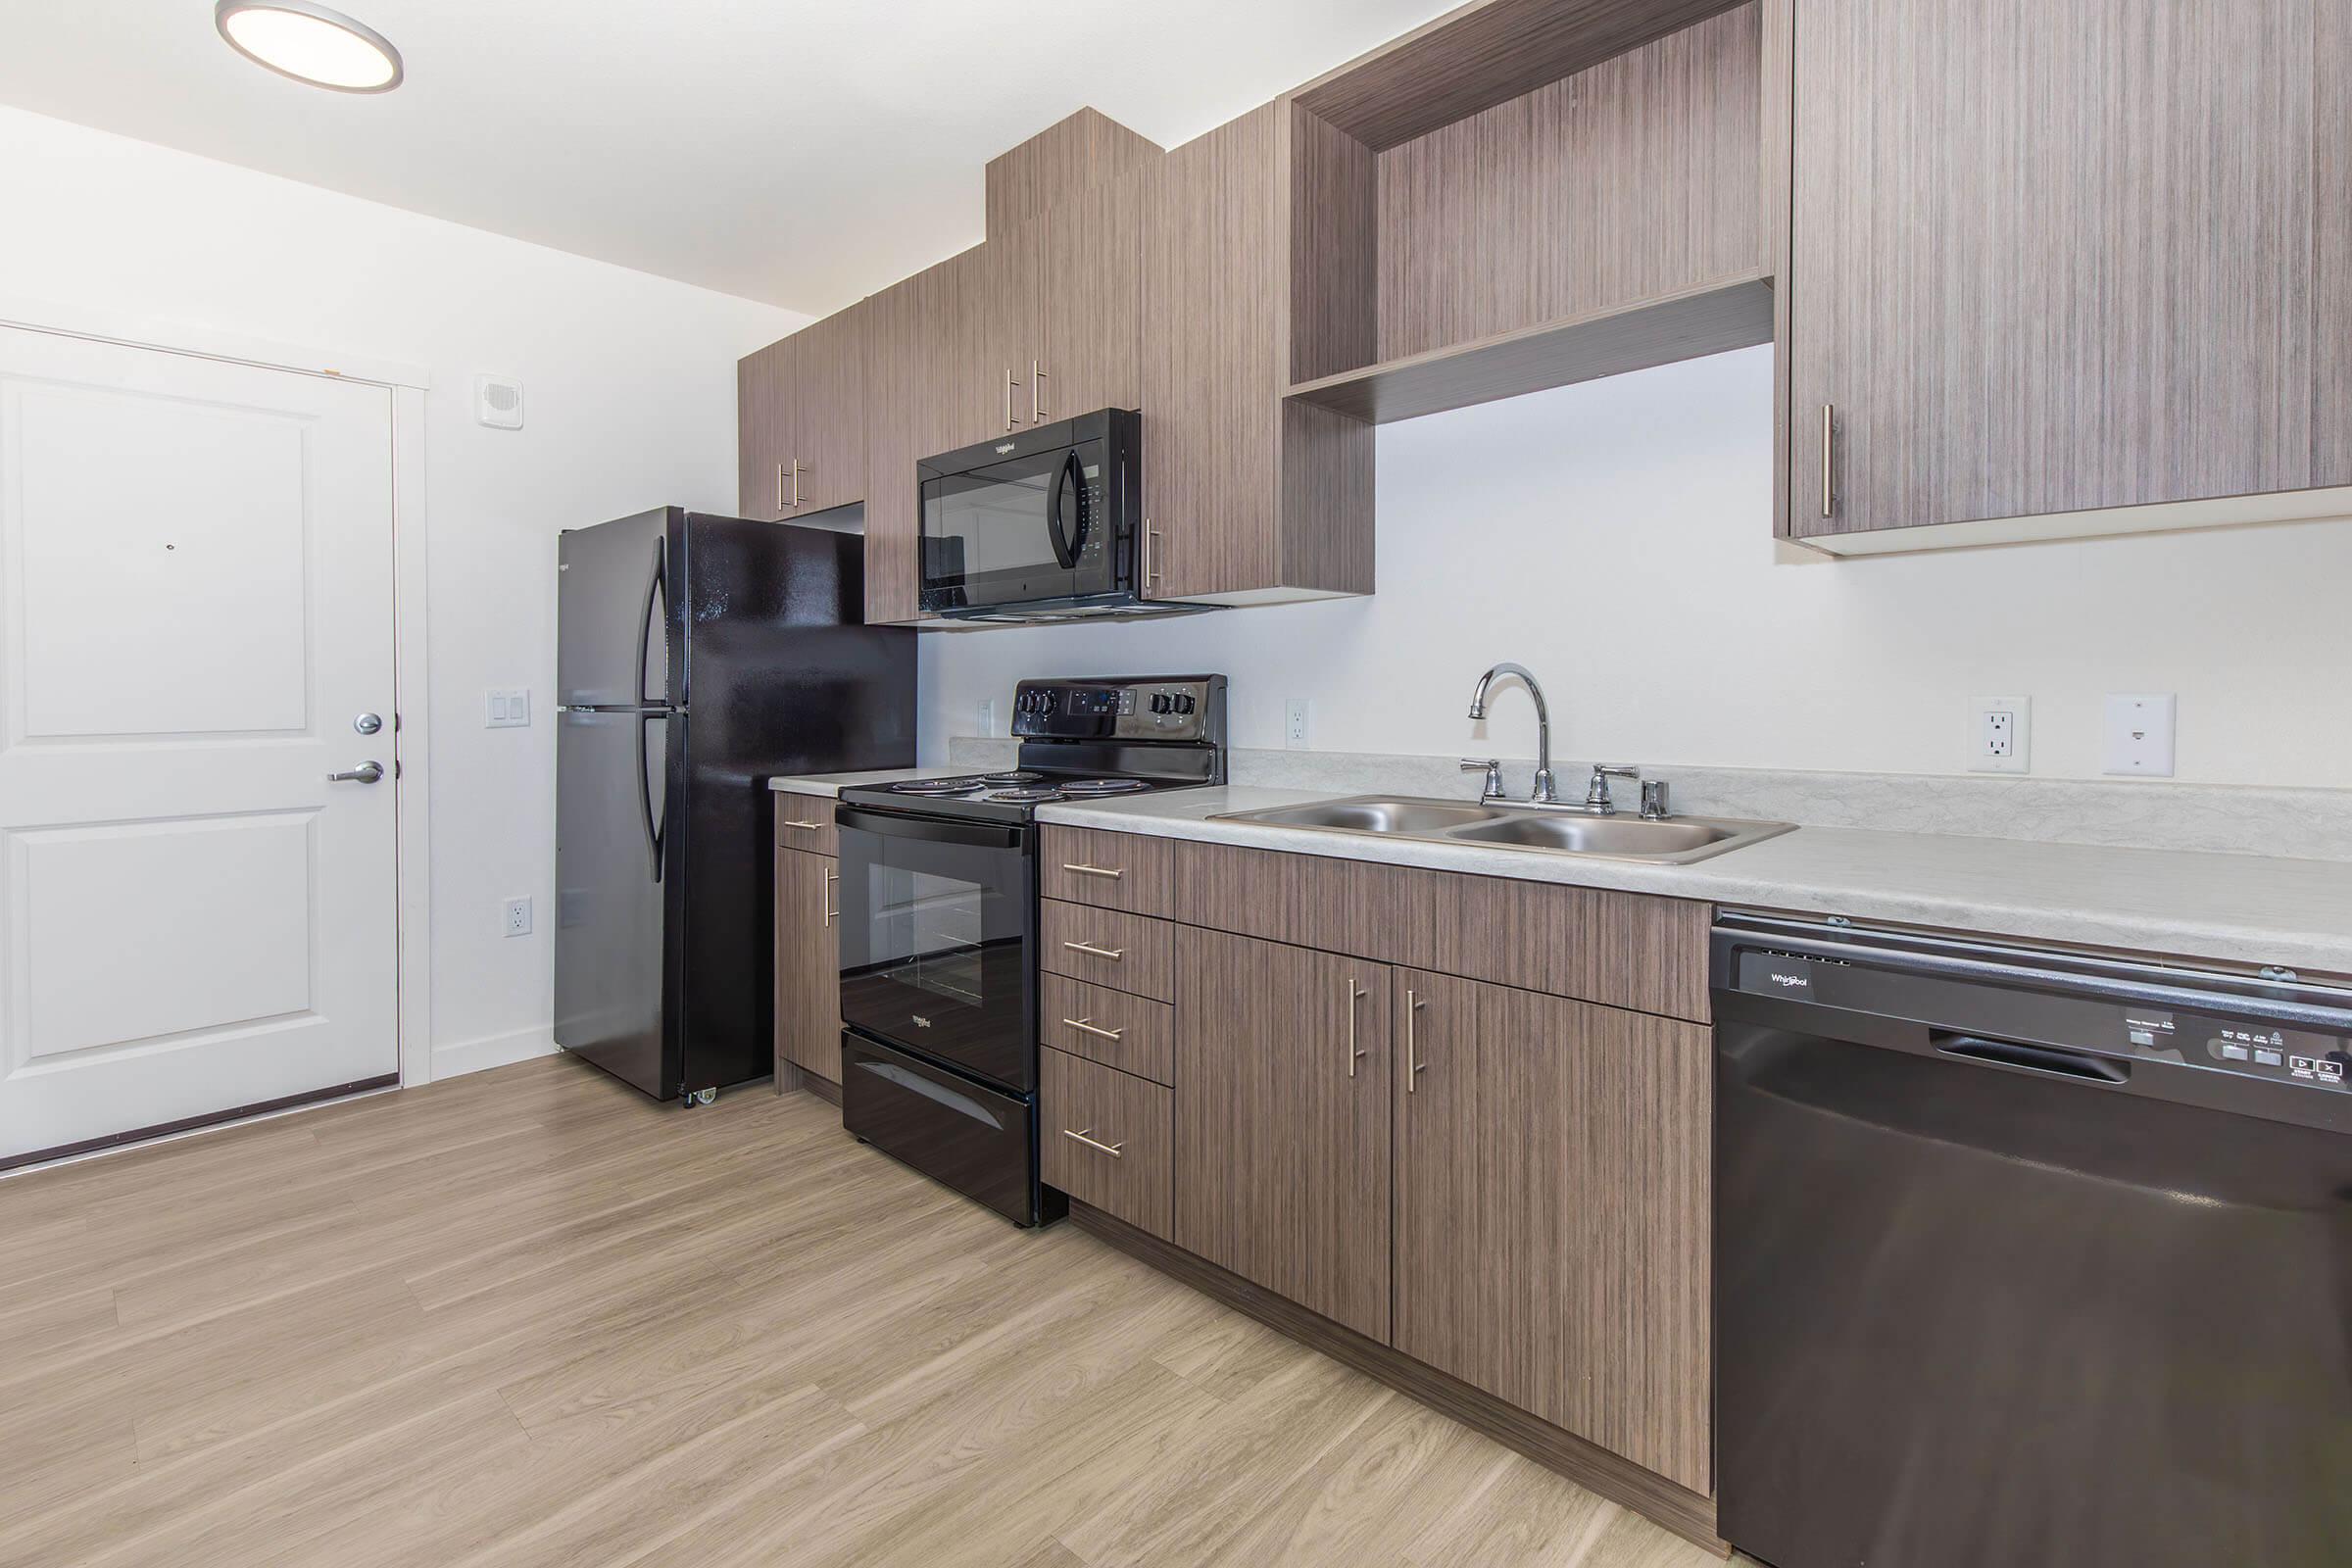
[1766,970,1810,991]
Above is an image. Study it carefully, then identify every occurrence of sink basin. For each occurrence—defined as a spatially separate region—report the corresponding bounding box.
[1208,794,1793,865]
[1226,798,1513,834]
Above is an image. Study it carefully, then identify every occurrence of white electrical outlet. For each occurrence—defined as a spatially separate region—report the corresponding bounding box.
[2103,693,2177,777]
[1967,695,2031,773]
[977,698,998,737]
[1285,698,1311,750]
[485,688,531,728]
[503,897,533,937]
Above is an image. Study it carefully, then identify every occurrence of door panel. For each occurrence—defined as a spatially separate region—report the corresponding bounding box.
[863,255,978,624]
[1039,172,1145,419]
[1790,0,2317,537]
[1392,970,1713,1492]
[773,845,840,1082]
[0,325,397,1162]
[554,708,669,1097]
[738,338,794,521]
[1173,926,1391,1339]
[792,303,868,514]
[557,508,676,709]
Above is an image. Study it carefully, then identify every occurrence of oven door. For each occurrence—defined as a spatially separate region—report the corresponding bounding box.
[918,414,1129,614]
[835,805,1037,1091]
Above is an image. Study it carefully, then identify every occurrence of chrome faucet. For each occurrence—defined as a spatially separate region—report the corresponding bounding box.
[1466,662,1557,804]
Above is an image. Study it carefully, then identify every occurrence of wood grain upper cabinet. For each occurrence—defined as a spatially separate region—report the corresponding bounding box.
[774,844,842,1084]
[1174,927,1392,1340]
[862,251,981,624]
[1034,171,1145,419]
[1788,0,2334,541]
[1393,971,1712,1494]
[737,304,867,521]
[1143,103,1374,604]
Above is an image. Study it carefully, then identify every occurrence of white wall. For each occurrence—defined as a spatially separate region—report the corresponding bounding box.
[0,106,801,1076]
[921,345,2352,789]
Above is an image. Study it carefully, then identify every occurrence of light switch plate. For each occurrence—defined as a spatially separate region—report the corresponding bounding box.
[1967,695,2031,773]
[485,688,530,728]
[2103,693,2177,777]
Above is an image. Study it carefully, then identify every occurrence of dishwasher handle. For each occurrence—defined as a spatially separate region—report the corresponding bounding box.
[1934,1032,2132,1086]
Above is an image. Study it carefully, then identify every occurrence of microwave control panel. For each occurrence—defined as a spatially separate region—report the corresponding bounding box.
[1010,676,1226,744]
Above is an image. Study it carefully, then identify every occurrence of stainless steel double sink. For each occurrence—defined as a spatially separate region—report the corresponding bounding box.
[1208,795,1793,865]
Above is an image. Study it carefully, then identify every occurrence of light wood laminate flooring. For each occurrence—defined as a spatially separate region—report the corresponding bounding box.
[0,1054,1740,1567]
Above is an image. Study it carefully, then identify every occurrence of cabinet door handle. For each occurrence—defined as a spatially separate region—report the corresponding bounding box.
[791,459,807,510]
[822,867,838,928]
[1063,1017,1124,1043]
[1345,978,1369,1078]
[1820,404,1835,518]
[1032,359,1047,424]
[1404,989,1428,1092]
[1004,368,1019,431]
[1060,1127,1124,1158]
[1063,939,1124,961]
[1060,861,1124,880]
[1144,521,1163,595]
[775,461,788,515]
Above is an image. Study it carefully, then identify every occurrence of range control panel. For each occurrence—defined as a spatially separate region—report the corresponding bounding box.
[1010,675,1226,744]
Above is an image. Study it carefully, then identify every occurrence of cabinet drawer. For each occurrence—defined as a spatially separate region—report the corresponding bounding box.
[1041,974,1174,1086]
[1040,827,1172,916]
[773,797,838,858]
[1040,900,1174,1002]
[1041,1047,1172,1239]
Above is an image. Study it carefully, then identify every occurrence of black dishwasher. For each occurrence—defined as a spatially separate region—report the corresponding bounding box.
[1713,913,2352,1568]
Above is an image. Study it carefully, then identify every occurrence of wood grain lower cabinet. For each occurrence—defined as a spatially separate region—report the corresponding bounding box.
[1039,900,1174,1002]
[773,845,841,1084]
[1393,969,1712,1493]
[1041,1047,1172,1238]
[1041,974,1174,1086]
[1174,927,1393,1341]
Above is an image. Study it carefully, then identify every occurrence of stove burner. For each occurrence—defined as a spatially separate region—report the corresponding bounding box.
[986,787,1066,804]
[980,770,1044,784]
[889,775,986,796]
[1056,778,1151,795]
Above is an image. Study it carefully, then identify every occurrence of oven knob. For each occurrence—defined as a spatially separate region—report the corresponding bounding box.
[1175,693,1197,714]
[1150,693,1172,714]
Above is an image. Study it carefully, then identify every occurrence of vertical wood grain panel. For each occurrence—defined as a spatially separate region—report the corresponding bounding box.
[1038,172,1145,418]
[1040,974,1175,1086]
[736,339,792,522]
[1288,105,1380,384]
[1039,826,1173,915]
[1377,4,1761,363]
[985,107,1163,239]
[862,250,979,623]
[1169,839,1443,968]
[1175,926,1393,1340]
[1394,972,1712,1492]
[1039,901,1175,1002]
[789,302,868,514]
[2316,0,2352,487]
[1435,874,1711,1022]
[773,845,841,1083]
[1790,0,2316,539]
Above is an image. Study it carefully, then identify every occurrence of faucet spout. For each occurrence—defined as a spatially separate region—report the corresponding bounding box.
[1466,662,1556,804]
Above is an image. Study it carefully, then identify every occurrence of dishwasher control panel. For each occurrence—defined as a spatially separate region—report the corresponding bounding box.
[2136,1011,2351,1088]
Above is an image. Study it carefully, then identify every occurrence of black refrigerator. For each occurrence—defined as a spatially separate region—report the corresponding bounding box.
[555,508,914,1104]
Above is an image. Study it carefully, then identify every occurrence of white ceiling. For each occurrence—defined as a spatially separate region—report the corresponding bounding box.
[0,1,1451,315]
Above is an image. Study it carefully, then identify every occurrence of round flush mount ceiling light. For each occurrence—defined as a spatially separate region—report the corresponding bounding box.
[215,1,404,93]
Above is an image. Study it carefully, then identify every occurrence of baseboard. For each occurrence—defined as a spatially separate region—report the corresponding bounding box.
[1068,1202,1729,1558]
[777,1061,843,1106]
[430,1026,558,1082]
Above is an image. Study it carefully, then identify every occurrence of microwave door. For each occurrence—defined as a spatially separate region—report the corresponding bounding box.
[922,438,1111,612]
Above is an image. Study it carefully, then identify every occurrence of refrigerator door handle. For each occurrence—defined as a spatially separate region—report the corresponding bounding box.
[637,712,666,882]
[635,535,668,708]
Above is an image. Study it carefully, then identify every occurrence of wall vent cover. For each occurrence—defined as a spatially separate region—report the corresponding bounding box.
[472,373,524,429]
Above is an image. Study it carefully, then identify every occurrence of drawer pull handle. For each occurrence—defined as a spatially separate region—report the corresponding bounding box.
[1061,861,1124,880]
[1061,1127,1125,1158]
[1064,1016,1125,1042]
[1063,940,1124,961]
[781,817,822,831]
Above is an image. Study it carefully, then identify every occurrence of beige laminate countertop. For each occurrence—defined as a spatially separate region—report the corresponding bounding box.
[1028,785,2352,977]
[768,769,940,797]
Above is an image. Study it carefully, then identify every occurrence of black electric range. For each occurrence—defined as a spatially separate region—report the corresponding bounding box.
[833,675,1225,1224]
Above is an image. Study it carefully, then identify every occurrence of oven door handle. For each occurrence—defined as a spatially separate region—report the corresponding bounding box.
[835,805,1028,852]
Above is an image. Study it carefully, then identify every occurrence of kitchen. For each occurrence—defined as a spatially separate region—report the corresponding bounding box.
[0,3,2346,1566]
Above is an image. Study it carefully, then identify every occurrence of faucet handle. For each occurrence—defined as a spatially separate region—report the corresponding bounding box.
[1640,779,1670,821]
[1585,764,1640,812]
[1460,758,1503,801]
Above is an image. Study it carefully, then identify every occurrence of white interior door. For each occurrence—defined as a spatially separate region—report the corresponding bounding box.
[0,325,399,1164]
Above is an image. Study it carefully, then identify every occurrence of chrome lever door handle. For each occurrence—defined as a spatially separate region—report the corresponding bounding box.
[328,761,385,784]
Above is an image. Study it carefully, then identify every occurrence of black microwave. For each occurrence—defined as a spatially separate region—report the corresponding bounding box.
[916,409,1208,622]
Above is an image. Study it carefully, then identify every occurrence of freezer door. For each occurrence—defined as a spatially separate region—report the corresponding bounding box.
[558,508,683,710]
[555,706,678,1099]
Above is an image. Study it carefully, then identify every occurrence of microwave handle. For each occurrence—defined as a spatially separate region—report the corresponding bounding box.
[1048,450,1087,570]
